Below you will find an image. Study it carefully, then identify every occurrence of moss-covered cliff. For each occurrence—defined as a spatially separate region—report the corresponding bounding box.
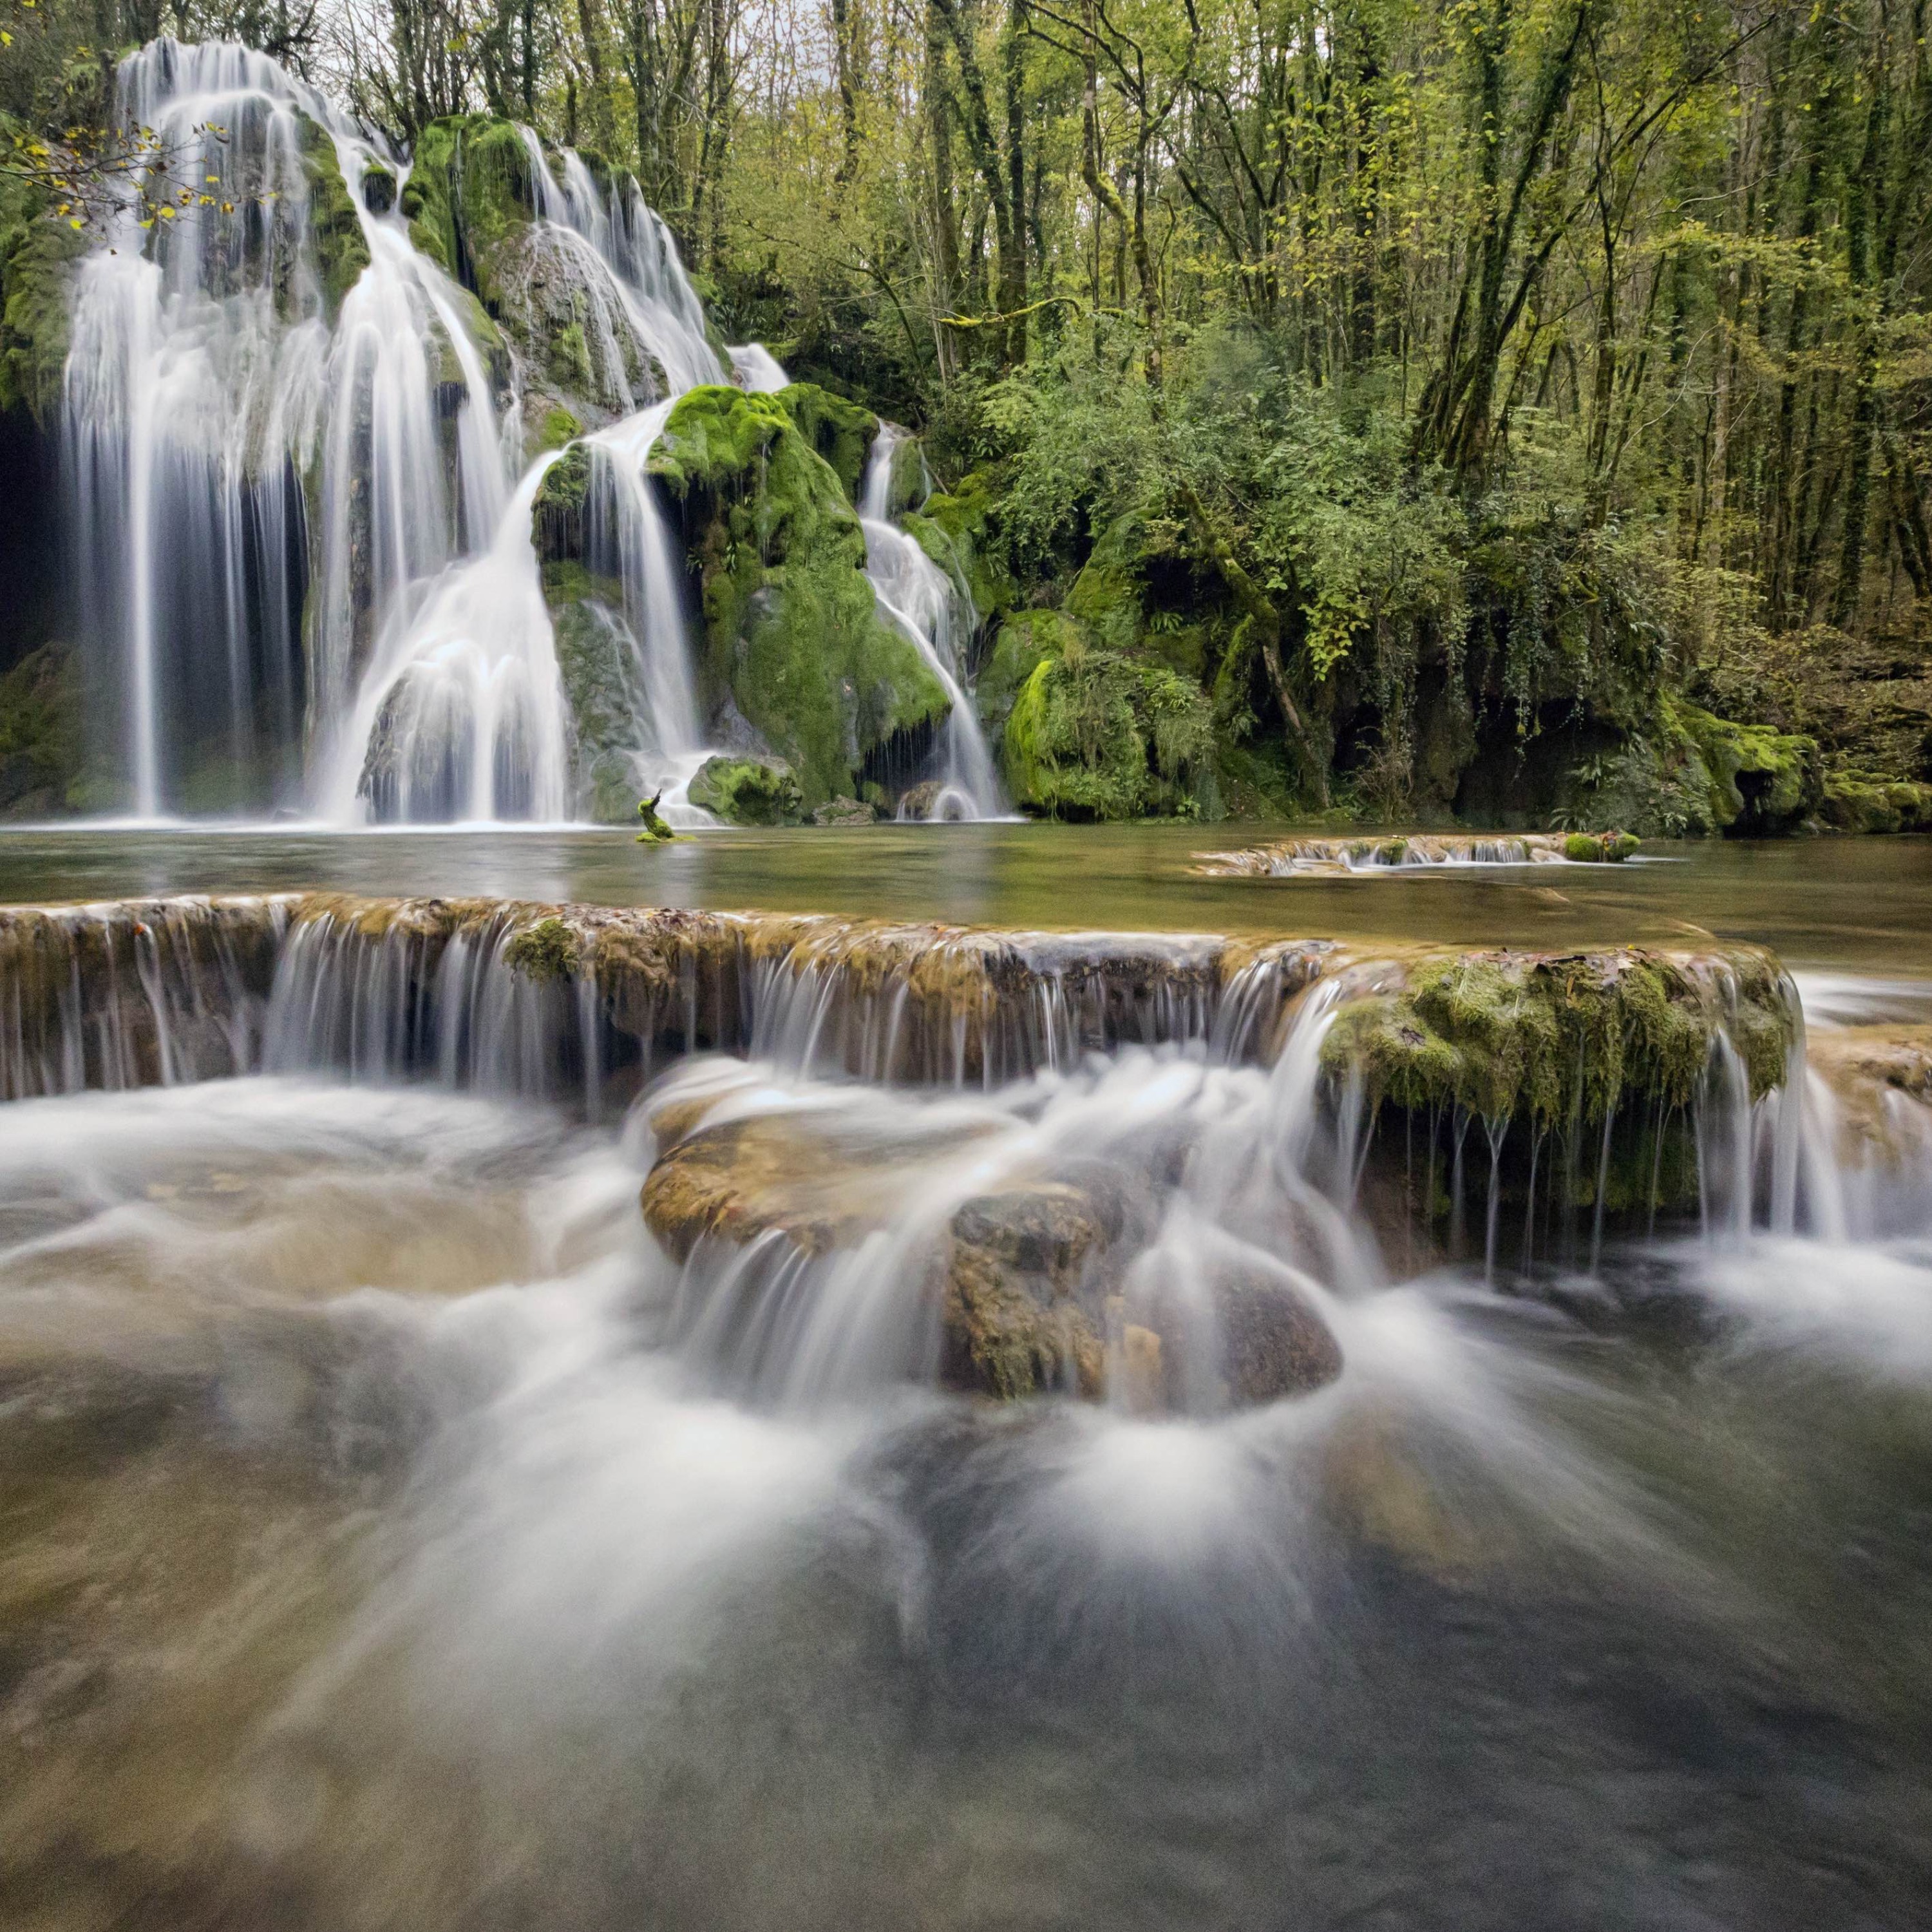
[648,384,949,803]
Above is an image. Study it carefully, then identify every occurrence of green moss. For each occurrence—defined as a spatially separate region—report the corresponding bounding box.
[1001,619,1216,821]
[977,609,1077,739]
[359,157,397,215]
[505,916,580,980]
[398,115,536,312]
[775,383,878,500]
[909,471,1016,621]
[532,442,594,564]
[636,795,676,840]
[1821,771,1932,834]
[535,406,582,454]
[650,385,949,803]
[296,115,371,318]
[0,147,88,430]
[1563,830,1640,862]
[688,754,804,825]
[1065,513,1148,651]
[1321,947,1792,1131]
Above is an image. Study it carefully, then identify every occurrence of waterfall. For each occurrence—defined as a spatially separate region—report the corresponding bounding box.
[59,37,789,827]
[858,428,1007,820]
[729,343,790,392]
[64,40,341,815]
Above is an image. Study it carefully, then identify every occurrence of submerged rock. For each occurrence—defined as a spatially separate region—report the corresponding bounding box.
[811,796,876,826]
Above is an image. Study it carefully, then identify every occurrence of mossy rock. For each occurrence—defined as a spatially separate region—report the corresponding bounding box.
[296,115,372,318]
[542,565,652,822]
[811,796,876,826]
[533,442,594,565]
[1065,513,1150,650]
[909,470,1016,623]
[533,405,582,455]
[976,609,1078,741]
[1003,623,1216,821]
[0,152,89,430]
[397,115,536,307]
[1820,772,1932,834]
[1562,830,1640,862]
[505,916,582,980]
[360,157,397,215]
[1321,945,1794,1132]
[1558,697,1824,840]
[650,385,949,804]
[775,383,877,501]
[688,753,804,825]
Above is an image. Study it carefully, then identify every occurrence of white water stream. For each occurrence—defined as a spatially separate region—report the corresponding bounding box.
[858,427,1006,820]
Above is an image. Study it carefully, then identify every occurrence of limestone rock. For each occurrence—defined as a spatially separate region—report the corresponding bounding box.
[689,754,804,826]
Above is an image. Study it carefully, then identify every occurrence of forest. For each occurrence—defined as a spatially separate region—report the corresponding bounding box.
[1,0,1930,831]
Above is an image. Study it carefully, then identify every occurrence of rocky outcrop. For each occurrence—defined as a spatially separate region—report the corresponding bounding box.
[641,1104,1344,1412]
[649,384,950,804]
[0,160,89,430]
[687,753,804,824]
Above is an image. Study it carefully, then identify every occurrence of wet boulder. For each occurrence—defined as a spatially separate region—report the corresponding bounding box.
[649,385,949,806]
[811,796,877,826]
[689,754,804,826]
[1137,1265,1344,1410]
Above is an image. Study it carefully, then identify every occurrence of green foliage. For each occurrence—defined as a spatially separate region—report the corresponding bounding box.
[1004,623,1216,820]
[0,639,81,813]
[0,129,84,427]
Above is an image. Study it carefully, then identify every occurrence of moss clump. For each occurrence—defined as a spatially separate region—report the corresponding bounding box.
[0,147,89,429]
[1820,772,1932,834]
[360,158,397,215]
[535,406,582,454]
[1004,622,1216,820]
[1562,830,1640,862]
[688,754,804,825]
[1566,696,1823,838]
[650,384,948,804]
[505,916,581,980]
[637,793,676,840]
[776,383,878,500]
[296,115,372,317]
[1321,947,1792,1130]
[532,442,594,565]
[976,609,1075,741]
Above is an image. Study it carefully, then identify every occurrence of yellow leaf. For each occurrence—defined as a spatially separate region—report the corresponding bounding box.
[158,206,173,220]
[68,216,82,230]
[1,32,12,45]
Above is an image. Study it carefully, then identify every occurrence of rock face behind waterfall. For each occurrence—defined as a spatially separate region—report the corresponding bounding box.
[645,384,951,804]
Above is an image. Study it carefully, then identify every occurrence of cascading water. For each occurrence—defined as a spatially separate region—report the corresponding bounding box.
[858,427,1007,820]
[64,40,341,815]
[5,878,1932,1922]
[61,37,779,826]
[320,116,727,822]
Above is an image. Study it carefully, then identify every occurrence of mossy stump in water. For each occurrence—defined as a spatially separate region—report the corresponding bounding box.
[1562,831,1640,863]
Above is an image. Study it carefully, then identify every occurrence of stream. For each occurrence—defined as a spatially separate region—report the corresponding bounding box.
[1,826,1930,1929]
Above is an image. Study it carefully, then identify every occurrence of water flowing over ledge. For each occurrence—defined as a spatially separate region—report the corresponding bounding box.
[1194,832,1642,876]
